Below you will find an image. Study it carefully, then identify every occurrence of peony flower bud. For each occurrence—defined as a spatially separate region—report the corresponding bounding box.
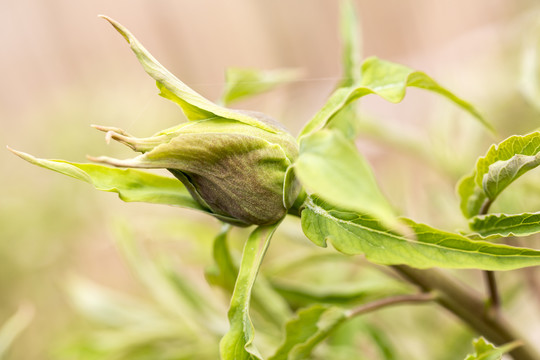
[83,16,302,227]
[91,111,300,227]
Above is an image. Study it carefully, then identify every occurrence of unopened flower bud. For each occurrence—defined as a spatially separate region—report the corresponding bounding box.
[88,16,301,226]
[91,111,300,226]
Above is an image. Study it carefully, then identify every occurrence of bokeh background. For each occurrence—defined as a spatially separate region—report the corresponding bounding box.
[3,0,540,359]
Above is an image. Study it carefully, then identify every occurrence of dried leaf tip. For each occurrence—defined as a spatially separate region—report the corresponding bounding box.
[99,15,130,43]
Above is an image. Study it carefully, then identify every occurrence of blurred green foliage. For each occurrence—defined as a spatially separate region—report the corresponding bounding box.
[5,1,540,359]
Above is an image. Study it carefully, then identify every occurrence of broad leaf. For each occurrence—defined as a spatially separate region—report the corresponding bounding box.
[220,224,280,360]
[9,148,209,211]
[458,132,540,218]
[221,68,301,105]
[464,337,521,360]
[295,129,395,224]
[484,153,540,199]
[301,196,540,270]
[269,305,346,360]
[299,57,492,138]
[469,212,540,239]
[100,16,278,133]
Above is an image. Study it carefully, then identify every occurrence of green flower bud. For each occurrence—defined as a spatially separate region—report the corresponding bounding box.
[91,111,300,226]
[88,16,301,226]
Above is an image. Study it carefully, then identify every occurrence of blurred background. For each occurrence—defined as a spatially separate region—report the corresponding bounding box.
[3,0,540,359]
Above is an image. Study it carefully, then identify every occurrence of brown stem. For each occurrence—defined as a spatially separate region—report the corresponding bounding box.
[392,265,539,360]
[484,270,501,317]
[347,292,436,318]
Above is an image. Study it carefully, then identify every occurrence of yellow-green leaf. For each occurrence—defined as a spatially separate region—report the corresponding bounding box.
[464,337,521,360]
[302,196,540,270]
[458,132,540,218]
[219,224,280,360]
[295,129,395,225]
[222,68,301,106]
[100,16,278,133]
[10,148,207,212]
[299,57,492,138]
[469,212,540,239]
[269,305,346,360]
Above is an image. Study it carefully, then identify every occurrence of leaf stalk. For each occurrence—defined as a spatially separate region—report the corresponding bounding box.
[347,292,436,318]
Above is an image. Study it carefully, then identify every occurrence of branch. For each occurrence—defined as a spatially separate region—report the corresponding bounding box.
[347,292,436,318]
[392,265,540,360]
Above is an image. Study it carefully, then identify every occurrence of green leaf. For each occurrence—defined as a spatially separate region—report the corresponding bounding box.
[458,132,540,218]
[220,223,280,360]
[271,280,401,308]
[205,225,238,292]
[457,174,487,220]
[469,212,540,239]
[100,16,278,134]
[338,0,362,88]
[484,154,540,199]
[326,0,363,139]
[206,226,291,330]
[464,337,521,360]
[0,305,34,359]
[221,68,301,105]
[9,148,210,212]
[269,305,347,360]
[299,56,492,138]
[301,196,540,270]
[112,222,220,334]
[295,129,395,224]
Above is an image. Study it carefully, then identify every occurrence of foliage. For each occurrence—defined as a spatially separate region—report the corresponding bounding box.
[8,1,540,360]
[463,337,521,360]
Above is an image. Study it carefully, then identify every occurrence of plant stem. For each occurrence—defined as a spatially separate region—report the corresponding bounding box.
[392,265,540,360]
[479,198,501,315]
[484,270,501,317]
[347,292,436,318]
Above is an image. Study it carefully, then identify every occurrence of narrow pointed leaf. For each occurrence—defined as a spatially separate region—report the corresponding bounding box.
[464,337,521,360]
[0,305,34,359]
[326,0,363,139]
[269,305,346,360]
[458,132,540,218]
[271,280,402,308]
[206,226,291,329]
[301,196,540,270]
[338,0,362,88]
[205,225,237,292]
[469,212,540,239]
[295,129,395,224]
[219,223,280,360]
[100,16,277,133]
[222,68,301,105]
[112,223,217,334]
[299,56,492,138]
[10,148,207,212]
